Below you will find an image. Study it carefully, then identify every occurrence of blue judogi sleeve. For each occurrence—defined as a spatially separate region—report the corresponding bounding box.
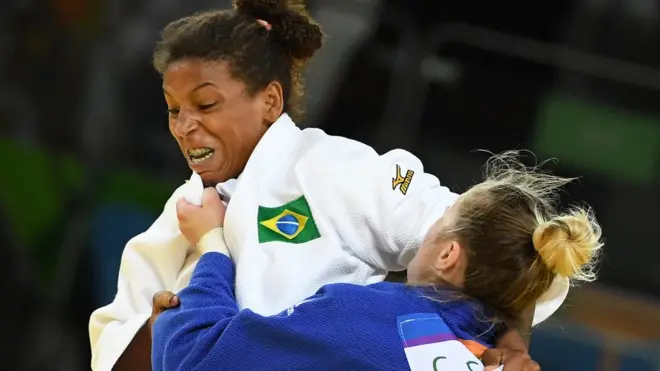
[151,252,373,371]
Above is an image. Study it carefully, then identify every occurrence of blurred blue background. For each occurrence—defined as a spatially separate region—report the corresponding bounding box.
[1,0,659,370]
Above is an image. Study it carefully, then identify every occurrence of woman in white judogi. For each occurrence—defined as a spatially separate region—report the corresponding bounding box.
[90,2,565,370]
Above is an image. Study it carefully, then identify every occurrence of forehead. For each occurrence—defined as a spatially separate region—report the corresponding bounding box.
[162,58,241,94]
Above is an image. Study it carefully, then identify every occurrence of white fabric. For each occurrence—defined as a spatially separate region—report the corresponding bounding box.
[533,274,570,326]
[182,171,204,206]
[89,180,202,371]
[88,113,568,370]
[404,341,484,371]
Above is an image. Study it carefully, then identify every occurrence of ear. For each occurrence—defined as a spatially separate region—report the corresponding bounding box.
[261,80,284,123]
[433,240,462,272]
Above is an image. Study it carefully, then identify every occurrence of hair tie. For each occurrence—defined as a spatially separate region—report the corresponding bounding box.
[256,19,272,31]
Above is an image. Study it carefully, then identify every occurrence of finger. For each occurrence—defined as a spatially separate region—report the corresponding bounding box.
[176,198,190,216]
[201,187,221,206]
[152,291,179,314]
[482,349,503,366]
[177,197,193,208]
[176,198,198,220]
[169,294,180,308]
[149,291,177,330]
[152,290,170,311]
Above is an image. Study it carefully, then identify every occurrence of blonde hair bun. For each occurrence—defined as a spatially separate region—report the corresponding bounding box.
[532,208,603,281]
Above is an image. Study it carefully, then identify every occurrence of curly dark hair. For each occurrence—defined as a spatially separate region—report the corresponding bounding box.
[153,0,324,121]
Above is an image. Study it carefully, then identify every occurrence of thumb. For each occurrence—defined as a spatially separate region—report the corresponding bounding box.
[152,291,179,312]
[176,197,194,214]
[149,291,179,329]
[177,197,193,209]
[201,187,221,206]
[176,197,197,221]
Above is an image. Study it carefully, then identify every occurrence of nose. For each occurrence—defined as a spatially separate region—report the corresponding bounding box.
[173,111,199,137]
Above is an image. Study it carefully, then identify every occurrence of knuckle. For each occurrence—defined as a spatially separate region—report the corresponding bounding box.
[152,290,166,302]
[152,290,171,306]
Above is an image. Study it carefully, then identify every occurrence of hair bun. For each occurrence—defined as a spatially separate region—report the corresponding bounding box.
[234,0,323,62]
[532,208,602,281]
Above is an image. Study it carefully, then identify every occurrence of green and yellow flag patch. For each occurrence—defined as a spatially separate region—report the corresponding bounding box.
[257,196,321,244]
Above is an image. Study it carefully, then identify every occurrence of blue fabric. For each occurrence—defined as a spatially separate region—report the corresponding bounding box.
[397,312,453,341]
[152,253,498,371]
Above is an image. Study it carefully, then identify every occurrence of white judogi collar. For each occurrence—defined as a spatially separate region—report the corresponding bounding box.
[213,113,300,201]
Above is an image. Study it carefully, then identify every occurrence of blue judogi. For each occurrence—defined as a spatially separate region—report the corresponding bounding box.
[152,252,499,371]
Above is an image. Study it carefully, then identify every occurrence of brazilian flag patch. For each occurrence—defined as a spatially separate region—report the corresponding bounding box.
[257,196,321,244]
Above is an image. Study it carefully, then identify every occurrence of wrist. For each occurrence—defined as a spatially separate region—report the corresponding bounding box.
[496,327,528,352]
[197,227,230,257]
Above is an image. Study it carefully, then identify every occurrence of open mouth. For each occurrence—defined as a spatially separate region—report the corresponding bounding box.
[187,147,215,164]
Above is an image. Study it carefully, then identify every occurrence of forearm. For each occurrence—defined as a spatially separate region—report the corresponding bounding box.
[153,253,346,371]
[496,305,534,351]
[496,327,528,353]
[152,247,239,371]
[184,228,235,306]
[515,305,534,346]
[113,324,152,371]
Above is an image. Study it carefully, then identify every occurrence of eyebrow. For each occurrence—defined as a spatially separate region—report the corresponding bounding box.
[163,82,218,96]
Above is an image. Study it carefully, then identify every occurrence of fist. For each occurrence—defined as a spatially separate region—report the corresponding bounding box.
[176,187,226,245]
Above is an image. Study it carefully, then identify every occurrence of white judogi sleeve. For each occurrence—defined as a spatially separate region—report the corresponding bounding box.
[303,144,458,272]
[89,179,202,371]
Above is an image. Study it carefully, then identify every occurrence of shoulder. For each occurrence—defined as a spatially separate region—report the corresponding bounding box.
[296,127,377,159]
[324,282,430,313]
[321,281,408,293]
[308,282,409,307]
[296,128,423,169]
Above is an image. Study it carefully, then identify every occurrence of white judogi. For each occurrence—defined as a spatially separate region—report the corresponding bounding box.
[89,114,569,370]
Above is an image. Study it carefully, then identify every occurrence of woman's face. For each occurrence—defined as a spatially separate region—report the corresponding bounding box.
[163,58,281,185]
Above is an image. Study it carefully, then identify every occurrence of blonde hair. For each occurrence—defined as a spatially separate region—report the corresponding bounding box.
[446,151,602,320]
[532,208,601,281]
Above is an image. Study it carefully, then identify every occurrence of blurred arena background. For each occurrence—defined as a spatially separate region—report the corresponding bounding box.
[1,0,659,370]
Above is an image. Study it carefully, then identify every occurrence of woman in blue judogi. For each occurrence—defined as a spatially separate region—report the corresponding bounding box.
[89,1,573,370]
